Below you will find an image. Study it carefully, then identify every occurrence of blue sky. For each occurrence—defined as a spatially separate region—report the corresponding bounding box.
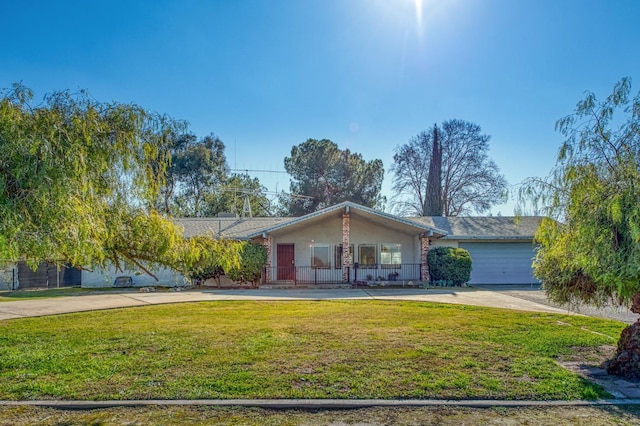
[1,0,638,215]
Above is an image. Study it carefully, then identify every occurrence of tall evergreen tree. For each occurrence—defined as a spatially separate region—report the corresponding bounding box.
[425,125,443,215]
[280,139,384,216]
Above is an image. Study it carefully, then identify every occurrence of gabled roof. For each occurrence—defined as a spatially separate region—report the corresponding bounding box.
[245,201,447,238]
[172,203,542,241]
[409,216,543,240]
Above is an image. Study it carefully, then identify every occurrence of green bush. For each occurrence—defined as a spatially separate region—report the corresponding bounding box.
[173,237,266,287]
[226,242,267,287]
[172,236,244,287]
[427,247,472,286]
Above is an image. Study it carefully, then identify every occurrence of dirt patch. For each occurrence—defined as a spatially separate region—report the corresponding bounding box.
[2,405,640,425]
[558,344,616,364]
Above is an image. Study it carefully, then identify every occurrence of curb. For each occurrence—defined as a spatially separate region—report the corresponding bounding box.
[2,399,640,410]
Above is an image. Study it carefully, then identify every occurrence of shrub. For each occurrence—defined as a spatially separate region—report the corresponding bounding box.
[174,236,242,286]
[427,247,472,286]
[226,242,267,287]
[175,238,267,288]
[190,265,225,286]
[430,279,454,287]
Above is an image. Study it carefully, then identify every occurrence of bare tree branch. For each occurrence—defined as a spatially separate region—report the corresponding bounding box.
[391,120,507,216]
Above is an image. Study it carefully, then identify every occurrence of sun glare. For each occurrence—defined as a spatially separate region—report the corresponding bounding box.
[414,0,423,29]
[367,0,456,42]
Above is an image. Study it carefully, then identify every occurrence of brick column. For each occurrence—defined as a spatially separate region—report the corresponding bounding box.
[262,234,272,284]
[420,234,430,283]
[342,213,350,282]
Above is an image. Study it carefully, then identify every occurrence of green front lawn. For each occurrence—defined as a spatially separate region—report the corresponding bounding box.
[0,301,625,401]
[0,287,114,301]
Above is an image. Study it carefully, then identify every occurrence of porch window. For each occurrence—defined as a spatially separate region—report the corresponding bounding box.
[311,245,330,268]
[358,244,377,268]
[381,243,402,268]
[334,244,354,269]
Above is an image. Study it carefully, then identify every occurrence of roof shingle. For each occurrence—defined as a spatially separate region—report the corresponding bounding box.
[173,214,542,240]
[409,216,542,239]
[173,217,293,239]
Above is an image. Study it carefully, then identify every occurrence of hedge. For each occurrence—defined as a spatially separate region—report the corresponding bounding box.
[427,246,472,286]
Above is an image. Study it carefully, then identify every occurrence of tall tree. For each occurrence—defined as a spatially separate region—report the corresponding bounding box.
[173,134,228,217]
[155,132,193,215]
[201,174,272,217]
[280,139,384,216]
[519,78,640,379]
[156,133,229,217]
[0,84,188,274]
[424,125,443,215]
[392,119,507,216]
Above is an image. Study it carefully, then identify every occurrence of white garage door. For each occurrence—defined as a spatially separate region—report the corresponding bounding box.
[459,242,538,285]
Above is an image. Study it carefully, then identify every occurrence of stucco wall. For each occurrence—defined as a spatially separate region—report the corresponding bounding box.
[430,240,459,248]
[82,266,185,288]
[269,215,421,268]
[0,264,16,290]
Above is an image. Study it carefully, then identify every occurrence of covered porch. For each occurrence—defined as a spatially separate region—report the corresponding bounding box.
[251,202,446,287]
[261,263,423,286]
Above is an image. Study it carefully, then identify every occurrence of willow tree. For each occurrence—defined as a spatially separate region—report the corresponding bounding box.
[0,84,188,275]
[521,78,640,378]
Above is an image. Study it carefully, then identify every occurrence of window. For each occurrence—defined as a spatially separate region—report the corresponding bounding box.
[381,243,402,268]
[311,245,330,268]
[358,244,377,268]
[334,244,354,269]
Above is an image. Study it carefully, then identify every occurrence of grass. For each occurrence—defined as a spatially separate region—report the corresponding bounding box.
[0,286,190,302]
[0,300,626,401]
[0,287,120,301]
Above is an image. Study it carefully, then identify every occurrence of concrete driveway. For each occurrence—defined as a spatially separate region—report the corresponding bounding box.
[0,287,576,321]
[473,284,637,324]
